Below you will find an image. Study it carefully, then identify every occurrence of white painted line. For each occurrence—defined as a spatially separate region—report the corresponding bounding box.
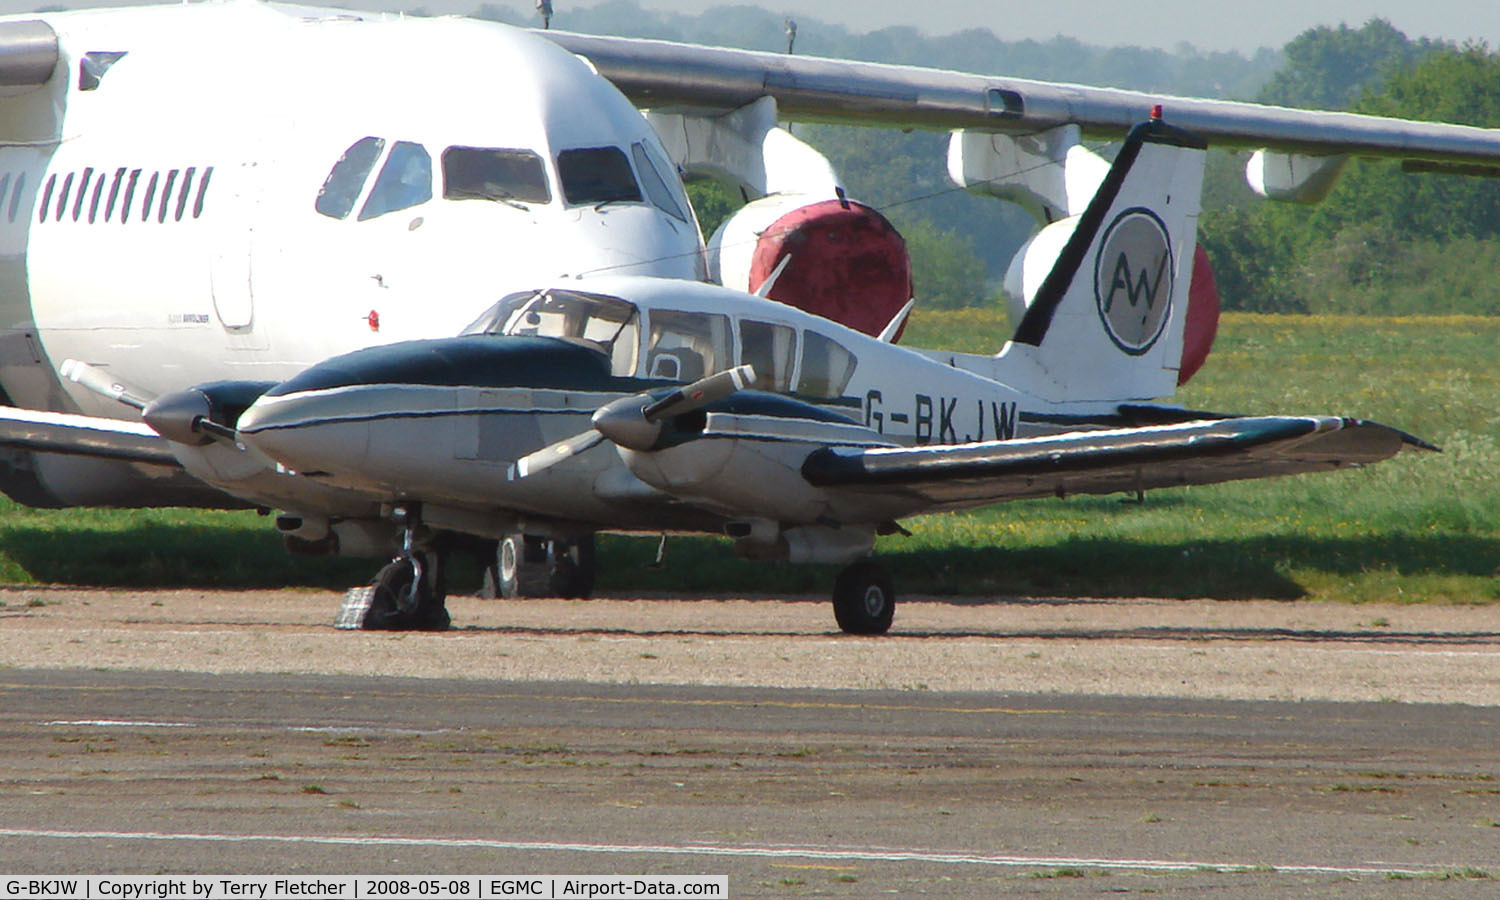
[0,827,1449,877]
[40,719,195,728]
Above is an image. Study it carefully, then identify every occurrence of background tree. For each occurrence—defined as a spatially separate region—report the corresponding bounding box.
[1201,25,1500,314]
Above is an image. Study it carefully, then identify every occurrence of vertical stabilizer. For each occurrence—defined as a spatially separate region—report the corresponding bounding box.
[996,116,1206,404]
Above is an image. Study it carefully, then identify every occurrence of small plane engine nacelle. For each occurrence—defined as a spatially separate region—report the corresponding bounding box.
[1002,218,1220,386]
[708,194,913,339]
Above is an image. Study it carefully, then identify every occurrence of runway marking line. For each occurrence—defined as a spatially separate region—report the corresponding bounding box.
[40,719,194,728]
[0,827,1450,878]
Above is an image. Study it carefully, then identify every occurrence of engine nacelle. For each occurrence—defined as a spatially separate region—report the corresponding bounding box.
[1002,218,1220,386]
[708,193,913,339]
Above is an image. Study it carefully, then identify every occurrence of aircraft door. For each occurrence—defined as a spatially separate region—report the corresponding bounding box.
[209,160,267,349]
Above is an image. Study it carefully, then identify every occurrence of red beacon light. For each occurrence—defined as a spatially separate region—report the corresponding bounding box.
[1150,104,1164,120]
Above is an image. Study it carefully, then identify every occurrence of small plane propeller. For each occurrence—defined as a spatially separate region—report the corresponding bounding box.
[63,358,242,446]
[513,364,755,478]
[60,359,152,411]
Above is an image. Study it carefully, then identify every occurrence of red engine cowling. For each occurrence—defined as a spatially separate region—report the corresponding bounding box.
[1179,244,1220,386]
[709,195,913,339]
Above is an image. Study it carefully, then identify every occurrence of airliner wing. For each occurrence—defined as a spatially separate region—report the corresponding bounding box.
[800,416,1432,515]
[0,407,178,467]
[543,31,1500,170]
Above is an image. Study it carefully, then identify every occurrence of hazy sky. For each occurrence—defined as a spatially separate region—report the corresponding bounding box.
[499,0,1500,53]
[3,0,1497,53]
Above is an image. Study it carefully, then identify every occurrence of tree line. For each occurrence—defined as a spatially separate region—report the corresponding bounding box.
[1201,21,1500,315]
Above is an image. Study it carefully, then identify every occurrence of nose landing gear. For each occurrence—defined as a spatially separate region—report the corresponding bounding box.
[335,504,450,630]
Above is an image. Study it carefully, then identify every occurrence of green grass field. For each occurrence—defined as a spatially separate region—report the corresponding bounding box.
[0,311,1495,604]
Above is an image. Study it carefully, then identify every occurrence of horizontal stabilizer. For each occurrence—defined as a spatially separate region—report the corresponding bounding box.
[0,406,177,467]
[801,416,1429,514]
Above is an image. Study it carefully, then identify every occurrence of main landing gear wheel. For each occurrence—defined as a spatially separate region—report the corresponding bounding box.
[832,560,895,635]
[483,533,597,600]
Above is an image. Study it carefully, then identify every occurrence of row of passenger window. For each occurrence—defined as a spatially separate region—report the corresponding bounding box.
[34,166,213,226]
[315,136,688,224]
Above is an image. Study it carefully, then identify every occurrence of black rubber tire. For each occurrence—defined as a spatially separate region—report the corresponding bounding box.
[362,559,416,630]
[362,555,449,631]
[832,560,895,635]
[548,535,596,599]
[496,533,551,599]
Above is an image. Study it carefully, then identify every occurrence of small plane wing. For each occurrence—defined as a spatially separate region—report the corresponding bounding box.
[543,31,1500,170]
[800,416,1433,515]
[0,406,177,467]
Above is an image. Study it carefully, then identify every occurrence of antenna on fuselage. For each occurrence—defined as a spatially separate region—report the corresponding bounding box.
[537,0,553,29]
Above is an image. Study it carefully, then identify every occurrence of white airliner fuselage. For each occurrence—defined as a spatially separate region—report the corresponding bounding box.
[0,2,702,505]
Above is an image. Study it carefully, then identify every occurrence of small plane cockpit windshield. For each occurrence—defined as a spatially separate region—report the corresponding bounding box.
[442,147,551,206]
[463,290,640,376]
[557,147,642,206]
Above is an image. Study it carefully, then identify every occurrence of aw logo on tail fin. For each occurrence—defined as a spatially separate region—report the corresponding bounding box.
[1094,207,1173,355]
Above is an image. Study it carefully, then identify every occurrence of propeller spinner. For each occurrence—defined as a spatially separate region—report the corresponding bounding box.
[513,364,755,478]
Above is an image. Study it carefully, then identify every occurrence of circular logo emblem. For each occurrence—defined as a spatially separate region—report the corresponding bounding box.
[1093,207,1174,355]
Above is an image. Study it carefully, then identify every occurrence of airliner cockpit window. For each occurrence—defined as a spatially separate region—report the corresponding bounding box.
[462,290,640,376]
[358,141,432,221]
[558,147,642,206]
[315,136,384,219]
[630,142,686,222]
[442,147,550,205]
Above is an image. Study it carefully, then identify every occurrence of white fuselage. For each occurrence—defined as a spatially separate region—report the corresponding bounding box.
[0,2,704,503]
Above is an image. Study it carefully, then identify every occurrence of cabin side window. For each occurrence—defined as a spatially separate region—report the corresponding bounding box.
[442,147,550,204]
[645,310,730,382]
[359,141,432,221]
[557,146,641,206]
[796,330,857,399]
[738,320,797,391]
[315,136,384,219]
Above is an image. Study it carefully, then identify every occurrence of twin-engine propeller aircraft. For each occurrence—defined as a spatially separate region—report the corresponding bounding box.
[0,1,1489,632]
[212,117,1428,633]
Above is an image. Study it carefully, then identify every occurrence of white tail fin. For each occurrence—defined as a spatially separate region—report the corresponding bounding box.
[995,117,1205,403]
